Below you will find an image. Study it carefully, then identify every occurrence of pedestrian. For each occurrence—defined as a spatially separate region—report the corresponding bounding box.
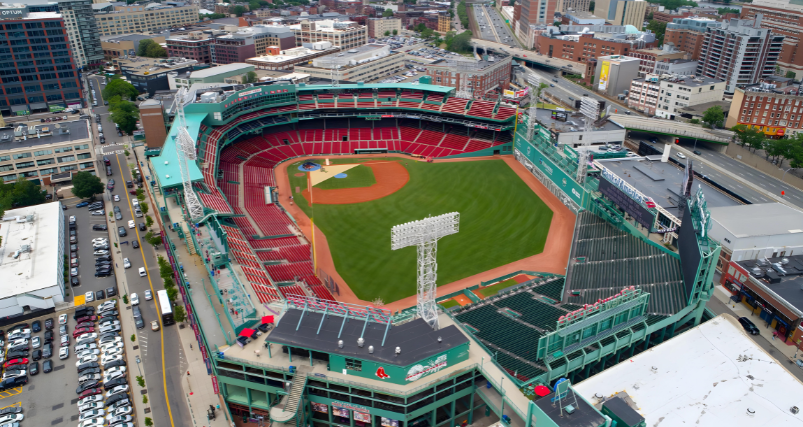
[187,370,190,376]
[190,343,193,350]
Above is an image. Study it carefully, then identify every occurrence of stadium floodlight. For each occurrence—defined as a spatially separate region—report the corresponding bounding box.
[391,213,460,330]
[175,87,203,221]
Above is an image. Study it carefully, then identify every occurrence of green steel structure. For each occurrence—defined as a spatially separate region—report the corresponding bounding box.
[149,83,720,427]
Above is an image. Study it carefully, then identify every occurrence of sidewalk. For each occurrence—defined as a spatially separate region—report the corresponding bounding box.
[134,145,233,427]
[710,285,802,362]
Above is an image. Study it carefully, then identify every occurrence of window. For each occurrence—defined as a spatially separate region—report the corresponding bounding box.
[74,144,89,151]
[0,164,13,172]
[60,165,76,172]
[15,161,34,169]
[54,146,72,153]
[77,153,91,160]
[57,155,75,163]
[33,149,52,156]
[345,358,362,371]
[12,153,31,160]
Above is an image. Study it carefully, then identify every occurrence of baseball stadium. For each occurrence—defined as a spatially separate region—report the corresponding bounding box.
[149,79,721,427]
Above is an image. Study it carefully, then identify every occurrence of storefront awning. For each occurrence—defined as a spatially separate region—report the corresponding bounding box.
[29,102,47,110]
[10,105,28,112]
[742,279,800,321]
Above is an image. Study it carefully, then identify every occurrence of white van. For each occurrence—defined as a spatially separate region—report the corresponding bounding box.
[138,267,146,277]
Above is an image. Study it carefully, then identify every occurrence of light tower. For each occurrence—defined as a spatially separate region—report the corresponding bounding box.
[174,87,204,221]
[391,213,460,329]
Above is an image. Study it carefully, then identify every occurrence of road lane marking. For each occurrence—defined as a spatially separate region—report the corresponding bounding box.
[114,154,176,427]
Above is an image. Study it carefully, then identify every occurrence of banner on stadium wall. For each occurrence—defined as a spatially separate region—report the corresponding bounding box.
[598,61,611,91]
[516,134,586,207]
[503,87,530,98]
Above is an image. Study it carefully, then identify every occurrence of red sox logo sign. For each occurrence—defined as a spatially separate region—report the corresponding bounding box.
[375,367,390,379]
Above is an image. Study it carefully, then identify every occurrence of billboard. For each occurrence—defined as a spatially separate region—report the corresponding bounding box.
[678,203,702,300]
[598,175,655,229]
[598,61,611,91]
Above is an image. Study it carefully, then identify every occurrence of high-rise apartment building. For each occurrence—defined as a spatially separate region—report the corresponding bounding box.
[665,17,721,60]
[556,0,591,13]
[26,0,103,68]
[0,5,83,115]
[696,16,784,94]
[593,0,647,27]
[93,2,199,36]
[741,0,803,79]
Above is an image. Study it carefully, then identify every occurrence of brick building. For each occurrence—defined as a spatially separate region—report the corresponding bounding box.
[425,55,512,96]
[536,30,656,62]
[724,77,802,138]
[167,32,215,64]
[629,46,688,76]
[652,8,692,23]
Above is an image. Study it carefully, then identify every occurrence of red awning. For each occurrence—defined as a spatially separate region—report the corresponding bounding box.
[261,316,274,324]
[239,328,256,337]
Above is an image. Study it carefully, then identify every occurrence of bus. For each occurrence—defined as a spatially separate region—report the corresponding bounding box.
[157,290,175,326]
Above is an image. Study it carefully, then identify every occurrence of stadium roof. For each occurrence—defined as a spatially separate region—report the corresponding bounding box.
[152,112,204,189]
[268,308,469,366]
[297,83,455,94]
[573,314,803,427]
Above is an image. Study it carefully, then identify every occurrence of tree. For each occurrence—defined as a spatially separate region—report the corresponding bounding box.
[393,29,398,35]
[4,178,46,207]
[717,7,739,14]
[199,12,227,20]
[241,70,258,84]
[137,39,157,57]
[145,215,154,228]
[384,30,391,36]
[702,105,725,129]
[446,30,472,53]
[232,5,247,16]
[174,305,187,323]
[146,43,167,58]
[383,8,394,17]
[533,82,548,104]
[166,286,178,302]
[732,124,767,153]
[144,231,163,246]
[71,172,105,200]
[102,79,138,102]
[109,99,140,135]
[786,70,797,79]
[553,21,562,27]
[646,20,667,45]
[139,202,149,215]
[589,1,595,12]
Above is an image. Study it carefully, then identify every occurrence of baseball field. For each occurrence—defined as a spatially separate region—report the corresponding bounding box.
[286,157,553,303]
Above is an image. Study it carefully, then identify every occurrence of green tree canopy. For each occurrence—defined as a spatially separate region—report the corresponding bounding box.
[786,70,797,79]
[732,124,767,152]
[646,20,667,45]
[232,5,247,16]
[137,39,157,57]
[71,171,105,200]
[384,30,391,36]
[717,7,739,14]
[241,70,258,84]
[0,177,46,210]
[109,99,140,135]
[102,79,138,102]
[173,305,187,323]
[446,30,472,53]
[383,8,394,17]
[392,29,398,35]
[702,105,725,128]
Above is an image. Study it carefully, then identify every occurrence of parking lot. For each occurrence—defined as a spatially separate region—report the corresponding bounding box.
[1,305,133,427]
[66,196,119,301]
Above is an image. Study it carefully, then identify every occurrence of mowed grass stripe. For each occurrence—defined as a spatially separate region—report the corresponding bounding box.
[288,159,553,302]
[315,164,377,190]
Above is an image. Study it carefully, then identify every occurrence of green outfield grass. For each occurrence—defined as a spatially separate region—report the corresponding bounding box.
[314,164,377,190]
[286,158,553,303]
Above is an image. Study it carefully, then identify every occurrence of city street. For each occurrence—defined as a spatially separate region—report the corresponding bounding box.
[84,75,191,427]
[471,4,519,47]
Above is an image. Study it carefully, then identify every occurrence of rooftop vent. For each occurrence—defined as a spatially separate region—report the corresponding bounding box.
[747,408,756,417]
[357,337,364,348]
[368,345,374,354]
[395,346,401,355]
[338,340,344,348]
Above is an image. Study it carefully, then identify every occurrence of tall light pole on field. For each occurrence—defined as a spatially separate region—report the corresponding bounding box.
[391,213,460,330]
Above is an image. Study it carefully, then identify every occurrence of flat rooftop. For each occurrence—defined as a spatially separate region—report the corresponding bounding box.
[600,159,742,218]
[0,203,62,299]
[536,109,623,132]
[573,314,803,427]
[734,254,803,316]
[0,120,91,151]
[709,203,803,238]
[267,308,469,366]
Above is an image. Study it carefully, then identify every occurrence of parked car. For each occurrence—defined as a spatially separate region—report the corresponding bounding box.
[739,317,759,335]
